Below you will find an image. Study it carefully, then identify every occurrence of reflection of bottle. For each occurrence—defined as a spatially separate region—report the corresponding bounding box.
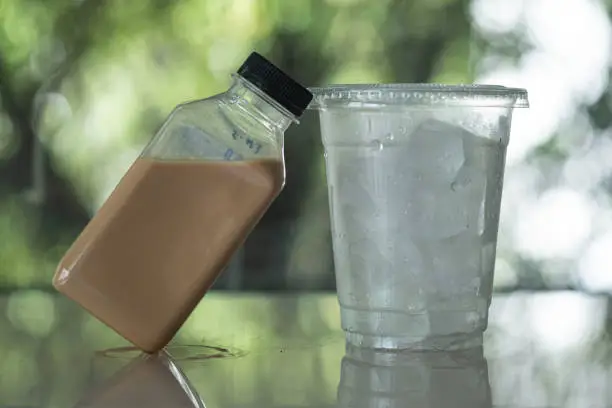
[75,351,204,408]
[338,345,491,408]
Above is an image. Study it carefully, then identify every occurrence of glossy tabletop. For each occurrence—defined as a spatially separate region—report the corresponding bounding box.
[1,291,611,407]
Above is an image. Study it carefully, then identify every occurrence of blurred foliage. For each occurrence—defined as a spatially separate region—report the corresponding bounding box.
[1,0,612,293]
[0,0,477,288]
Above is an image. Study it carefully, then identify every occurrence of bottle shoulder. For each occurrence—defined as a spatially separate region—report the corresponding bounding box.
[144,96,284,162]
[167,97,275,137]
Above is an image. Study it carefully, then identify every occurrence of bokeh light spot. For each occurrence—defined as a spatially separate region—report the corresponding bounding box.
[6,290,56,337]
[514,187,593,260]
[578,231,612,292]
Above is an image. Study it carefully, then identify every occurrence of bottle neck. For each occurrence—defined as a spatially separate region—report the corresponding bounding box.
[225,75,296,133]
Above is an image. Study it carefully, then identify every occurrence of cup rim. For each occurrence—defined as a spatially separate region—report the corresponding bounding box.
[308,83,529,109]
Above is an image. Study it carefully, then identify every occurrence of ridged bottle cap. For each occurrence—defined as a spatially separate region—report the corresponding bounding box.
[237,52,313,117]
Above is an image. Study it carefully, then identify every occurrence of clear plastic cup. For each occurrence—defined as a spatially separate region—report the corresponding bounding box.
[309,84,528,350]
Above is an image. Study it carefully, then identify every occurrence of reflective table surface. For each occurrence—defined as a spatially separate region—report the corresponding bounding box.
[1,291,611,407]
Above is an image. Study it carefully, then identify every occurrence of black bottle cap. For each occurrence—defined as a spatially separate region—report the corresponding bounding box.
[237,52,313,118]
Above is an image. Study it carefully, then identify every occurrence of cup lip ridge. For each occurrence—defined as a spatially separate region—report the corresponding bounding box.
[307,83,529,110]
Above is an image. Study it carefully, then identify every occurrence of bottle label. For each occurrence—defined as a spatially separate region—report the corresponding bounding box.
[223,148,242,161]
[231,130,263,154]
[173,125,273,161]
[181,125,244,161]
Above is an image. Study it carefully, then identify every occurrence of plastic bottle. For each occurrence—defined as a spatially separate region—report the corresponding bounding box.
[53,52,313,352]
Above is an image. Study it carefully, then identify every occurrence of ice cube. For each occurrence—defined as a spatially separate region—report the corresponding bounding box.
[404,119,465,183]
[452,132,488,233]
[335,233,397,308]
[414,231,482,301]
[402,120,489,240]
[432,108,509,144]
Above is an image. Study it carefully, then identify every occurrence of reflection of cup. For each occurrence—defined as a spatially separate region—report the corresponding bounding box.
[310,85,528,350]
[76,351,205,408]
[338,345,491,408]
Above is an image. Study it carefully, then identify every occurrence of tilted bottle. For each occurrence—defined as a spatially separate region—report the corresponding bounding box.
[53,52,313,352]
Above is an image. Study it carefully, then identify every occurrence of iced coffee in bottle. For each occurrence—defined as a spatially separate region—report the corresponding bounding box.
[53,52,313,352]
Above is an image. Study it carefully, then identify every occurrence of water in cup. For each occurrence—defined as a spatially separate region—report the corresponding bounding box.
[311,85,528,350]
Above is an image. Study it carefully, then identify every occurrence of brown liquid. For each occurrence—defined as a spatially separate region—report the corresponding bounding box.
[54,158,284,352]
